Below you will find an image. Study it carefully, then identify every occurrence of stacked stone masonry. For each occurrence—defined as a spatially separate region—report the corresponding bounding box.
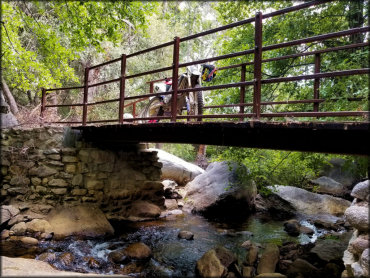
[1,127,164,221]
[342,180,369,278]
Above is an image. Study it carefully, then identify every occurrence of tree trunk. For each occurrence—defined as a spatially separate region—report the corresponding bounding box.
[347,0,365,43]
[1,78,19,115]
[196,144,208,169]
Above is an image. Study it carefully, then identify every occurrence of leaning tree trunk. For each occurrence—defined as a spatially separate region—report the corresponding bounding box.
[1,78,18,115]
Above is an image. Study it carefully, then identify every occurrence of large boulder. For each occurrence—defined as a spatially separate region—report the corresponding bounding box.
[310,176,345,196]
[344,204,369,232]
[196,249,227,278]
[150,148,204,185]
[184,162,257,220]
[319,158,359,188]
[46,205,114,239]
[267,185,350,217]
[310,234,352,262]
[126,201,161,221]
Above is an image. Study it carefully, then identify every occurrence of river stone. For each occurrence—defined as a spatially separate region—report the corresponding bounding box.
[287,259,319,278]
[245,243,258,266]
[284,219,301,236]
[38,252,56,263]
[165,199,178,210]
[214,246,237,268]
[345,205,369,232]
[242,266,254,277]
[348,234,369,256]
[311,176,344,195]
[257,243,279,274]
[20,236,39,245]
[360,248,369,276]
[46,205,114,239]
[196,249,227,278]
[108,250,128,264]
[1,205,20,225]
[59,252,74,267]
[127,201,161,221]
[8,214,26,226]
[26,219,52,233]
[310,238,350,262]
[86,257,101,269]
[150,148,204,185]
[178,230,194,240]
[184,161,257,219]
[10,222,27,235]
[256,274,287,278]
[123,242,152,260]
[268,185,350,216]
[351,180,369,201]
[29,165,58,177]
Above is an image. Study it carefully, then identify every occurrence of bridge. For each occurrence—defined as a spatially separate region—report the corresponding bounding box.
[40,0,369,155]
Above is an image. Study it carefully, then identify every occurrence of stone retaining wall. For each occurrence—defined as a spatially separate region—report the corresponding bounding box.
[0,127,164,221]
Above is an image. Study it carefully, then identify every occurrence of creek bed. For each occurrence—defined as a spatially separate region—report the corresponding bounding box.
[31,212,324,276]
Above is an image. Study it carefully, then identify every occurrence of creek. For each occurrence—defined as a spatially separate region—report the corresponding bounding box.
[30,212,324,277]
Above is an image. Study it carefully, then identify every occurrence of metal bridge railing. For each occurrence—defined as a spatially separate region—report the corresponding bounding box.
[40,0,369,125]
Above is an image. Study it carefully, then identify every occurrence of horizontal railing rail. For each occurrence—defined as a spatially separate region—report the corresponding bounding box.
[40,0,369,125]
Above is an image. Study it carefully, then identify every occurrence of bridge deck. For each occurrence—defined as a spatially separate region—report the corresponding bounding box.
[72,121,369,155]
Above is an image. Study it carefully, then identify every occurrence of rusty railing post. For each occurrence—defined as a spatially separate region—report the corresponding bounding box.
[40,87,46,120]
[253,12,263,119]
[240,64,246,121]
[313,53,321,113]
[171,36,180,122]
[149,81,154,94]
[82,67,89,126]
[119,54,127,123]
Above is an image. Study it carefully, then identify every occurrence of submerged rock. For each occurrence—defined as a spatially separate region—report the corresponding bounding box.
[178,230,194,240]
[185,162,257,220]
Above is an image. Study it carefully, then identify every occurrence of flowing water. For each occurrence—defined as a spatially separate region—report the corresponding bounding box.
[35,212,325,276]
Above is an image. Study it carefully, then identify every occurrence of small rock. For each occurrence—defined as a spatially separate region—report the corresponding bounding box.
[245,243,258,266]
[1,229,10,240]
[20,236,39,245]
[123,242,152,260]
[242,266,254,278]
[165,199,178,210]
[108,250,128,264]
[59,252,74,266]
[284,219,301,236]
[87,257,101,269]
[300,226,314,235]
[38,252,56,263]
[10,222,27,235]
[178,230,194,240]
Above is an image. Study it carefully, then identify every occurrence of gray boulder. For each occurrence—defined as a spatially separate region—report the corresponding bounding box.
[150,148,204,185]
[268,185,350,217]
[344,204,369,232]
[351,180,369,202]
[311,176,344,196]
[184,162,257,219]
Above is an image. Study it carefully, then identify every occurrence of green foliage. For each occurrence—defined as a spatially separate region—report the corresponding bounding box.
[161,144,197,162]
[210,0,369,121]
[215,147,368,190]
[1,1,156,104]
